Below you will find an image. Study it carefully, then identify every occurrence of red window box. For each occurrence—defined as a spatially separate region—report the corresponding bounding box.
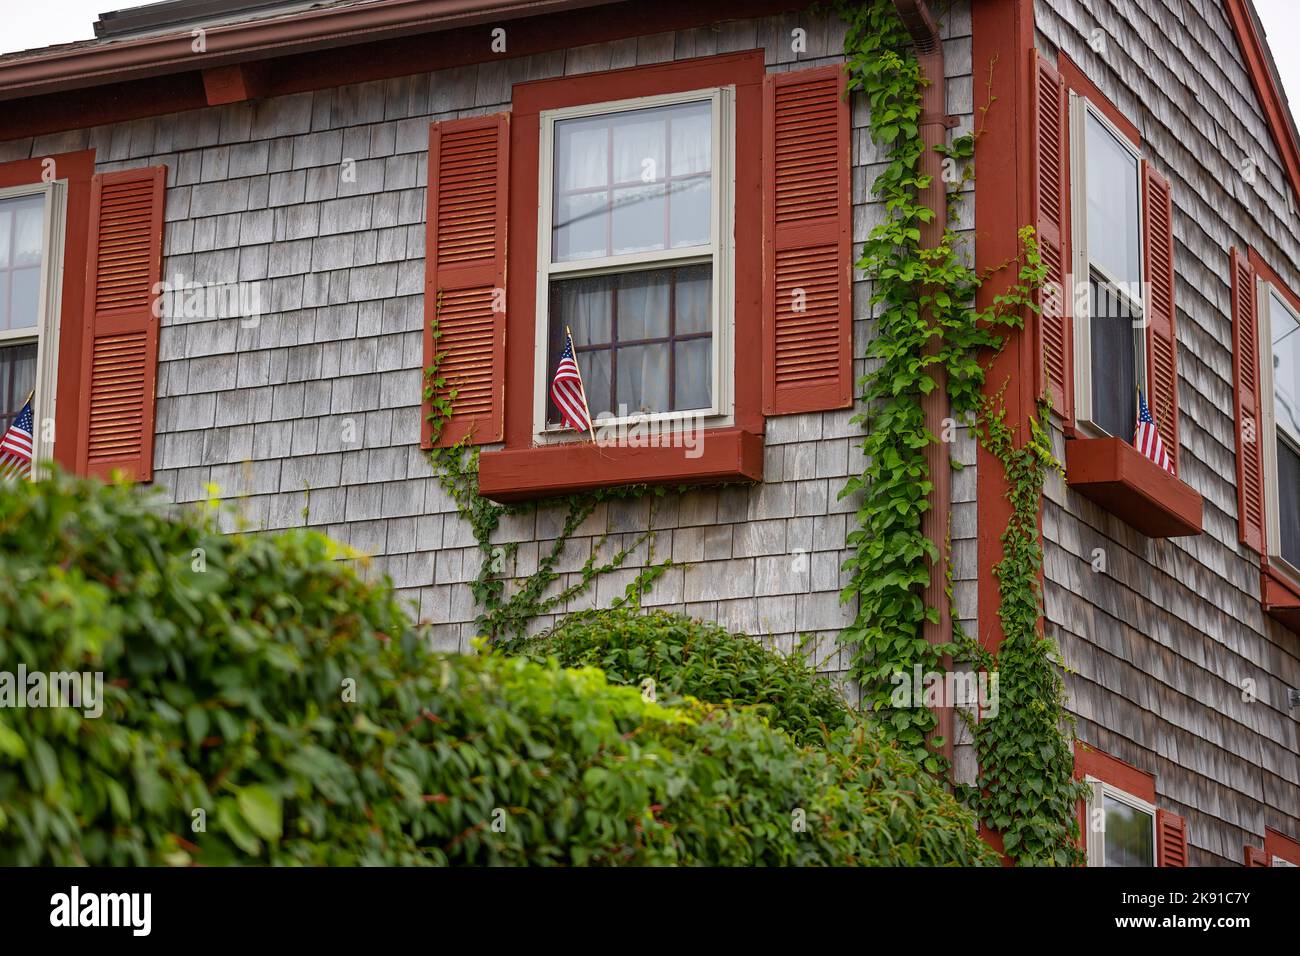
[1064,436,1203,538]
[477,428,762,503]
[1262,564,1300,631]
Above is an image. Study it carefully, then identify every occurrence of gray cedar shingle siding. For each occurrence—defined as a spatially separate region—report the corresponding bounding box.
[0,6,979,696]
[13,0,1298,862]
[1037,0,1300,863]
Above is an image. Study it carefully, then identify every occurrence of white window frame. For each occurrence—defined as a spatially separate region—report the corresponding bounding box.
[1257,278,1300,583]
[1069,94,1148,438]
[531,86,736,444]
[0,180,67,468]
[1084,776,1158,868]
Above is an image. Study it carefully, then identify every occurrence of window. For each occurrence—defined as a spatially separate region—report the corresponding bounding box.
[1259,282,1300,571]
[1085,777,1157,867]
[1071,99,1146,441]
[0,182,65,462]
[533,88,734,438]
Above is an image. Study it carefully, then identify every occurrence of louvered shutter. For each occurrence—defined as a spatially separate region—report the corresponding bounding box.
[1244,845,1270,867]
[1232,249,1267,552]
[1032,52,1073,423]
[762,65,852,416]
[422,113,508,449]
[1156,809,1188,867]
[77,166,165,481]
[1142,161,1180,475]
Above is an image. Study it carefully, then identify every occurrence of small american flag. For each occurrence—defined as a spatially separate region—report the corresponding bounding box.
[1134,389,1173,474]
[550,330,592,433]
[0,396,34,482]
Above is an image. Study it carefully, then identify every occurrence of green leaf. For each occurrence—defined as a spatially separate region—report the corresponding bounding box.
[236,785,283,843]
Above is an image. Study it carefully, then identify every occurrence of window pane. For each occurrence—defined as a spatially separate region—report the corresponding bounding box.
[1271,291,1300,444]
[1103,796,1154,867]
[675,338,711,410]
[616,271,670,340]
[547,264,713,424]
[551,280,612,345]
[12,197,44,266]
[556,117,608,191]
[1090,278,1139,439]
[676,265,711,334]
[0,193,46,332]
[1278,438,1300,568]
[11,269,40,329]
[0,341,37,434]
[612,112,665,184]
[577,349,611,423]
[616,343,671,415]
[671,102,712,176]
[670,176,711,248]
[1085,112,1141,288]
[554,191,609,263]
[552,99,712,263]
[611,183,667,256]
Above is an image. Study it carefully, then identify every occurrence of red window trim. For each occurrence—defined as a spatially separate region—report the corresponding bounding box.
[1074,741,1169,866]
[1074,741,1157,804]
[1244,248,1300,628]
[0,149,95,476]
[479,50,766,502]
[1058,54,1140,148]
[1265,826,1300,866]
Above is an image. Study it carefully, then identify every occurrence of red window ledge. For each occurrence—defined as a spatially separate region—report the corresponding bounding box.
[1262,564,1300,631]
[477,428,763,503]
[1064,437,1203,538]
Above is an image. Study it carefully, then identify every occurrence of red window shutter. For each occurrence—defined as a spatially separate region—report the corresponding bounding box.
[762,65,852,416]
[422,113,508,449]
[77,166,165,481]
[1232,248,1267,552]
[1156,809,1188,867]
[1243,845,1270,867]
[1142,161,1180,475]
[1032,52,1073,424]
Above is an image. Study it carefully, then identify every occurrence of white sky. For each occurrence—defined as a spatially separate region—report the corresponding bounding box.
[3,0,1300,114]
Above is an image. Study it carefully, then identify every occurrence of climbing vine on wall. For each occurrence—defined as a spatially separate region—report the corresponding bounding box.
[836,0,1086,863]
[422,320,670,643]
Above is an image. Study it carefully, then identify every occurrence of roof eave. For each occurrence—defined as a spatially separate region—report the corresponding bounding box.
[0,0,617,102]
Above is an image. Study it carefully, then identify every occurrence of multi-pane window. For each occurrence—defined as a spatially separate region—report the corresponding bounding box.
[1260,285,1300,569]
[1085,780,1157,867]
[535,90,733,434]
[1072,101,1147,441]
[0,190,52,437]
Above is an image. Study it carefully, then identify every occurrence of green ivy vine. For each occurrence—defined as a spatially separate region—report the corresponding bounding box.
[422,316,671,643]
[836,0,1086,863]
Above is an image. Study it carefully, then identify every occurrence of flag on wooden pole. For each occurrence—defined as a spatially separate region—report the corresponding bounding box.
[0,393,35,482]
[550,328,593,434]
[1134,388,1173,474]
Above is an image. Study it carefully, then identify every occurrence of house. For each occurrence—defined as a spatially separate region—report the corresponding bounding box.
[0,0,1295,867]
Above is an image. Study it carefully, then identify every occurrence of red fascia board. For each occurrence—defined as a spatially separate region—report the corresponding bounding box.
[477,428,763,502]
[1064,437,1203,538]
[0,0,620,101]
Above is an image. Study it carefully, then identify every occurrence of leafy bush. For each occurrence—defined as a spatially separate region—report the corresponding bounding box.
[0,473,995,866]
[508,608,852,745]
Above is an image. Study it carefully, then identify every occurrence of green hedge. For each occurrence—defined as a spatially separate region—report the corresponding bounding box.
[508,608,853,746]
[0,474,995,866]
